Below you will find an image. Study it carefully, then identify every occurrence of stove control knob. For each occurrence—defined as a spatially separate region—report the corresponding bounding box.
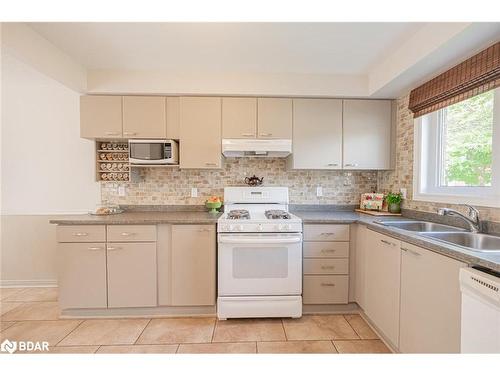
[236,224,244,231]
[220,224,228,232]
[228,224,235,231]
[279,224,291,231]
[257,224,264,232]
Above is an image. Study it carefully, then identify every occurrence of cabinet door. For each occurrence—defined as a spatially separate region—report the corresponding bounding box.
[291,99,343,169]
[180,97,222,169]
[122,96,166,138]
[80,96,122,139]
[354,224,368,309]
[222,97,257,138]
[257,98,292,139]
[166,97,180,140]
[58,243,107,309]
[400,242,465,353]
[364,229,401,348]
[107,242,157,308]
[343,100,392,169]
[171,225,216,306]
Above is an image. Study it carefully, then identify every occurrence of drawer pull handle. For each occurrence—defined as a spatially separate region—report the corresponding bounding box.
[321,283,336,287]
[321,249,336,253]
[241,133,254,137]
[198,228,211,232]
[321,266,335,270]
[344,163,358,167]
[380,239,394,246]
[259,133,273,137]
[327,163,338,167]
[104,131,120,136]
[107,246,121,251]
[320,233,335,236]
[120,232,135,236]
[87,247,103,251]
[123,132,137,136]
[73,232,89,237]
[205,162,217,166]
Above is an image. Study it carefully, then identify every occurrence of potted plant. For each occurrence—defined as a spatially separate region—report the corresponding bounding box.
[385,192,402,214]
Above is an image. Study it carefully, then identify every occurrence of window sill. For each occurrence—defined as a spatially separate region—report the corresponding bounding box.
[412,192,500,208]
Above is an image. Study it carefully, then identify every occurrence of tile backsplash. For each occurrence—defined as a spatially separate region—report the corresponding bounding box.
[101,158,377,205]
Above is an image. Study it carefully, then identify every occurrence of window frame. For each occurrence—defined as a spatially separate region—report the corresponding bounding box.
[413,88,500,208]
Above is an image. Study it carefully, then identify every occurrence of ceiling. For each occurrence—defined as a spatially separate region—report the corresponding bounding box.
[29,22,424,74]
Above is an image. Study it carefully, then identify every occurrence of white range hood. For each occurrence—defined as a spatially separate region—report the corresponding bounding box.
[222,139,292,157]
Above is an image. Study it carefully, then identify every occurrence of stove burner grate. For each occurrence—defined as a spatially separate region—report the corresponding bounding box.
[265,210,291,220]
[227,209,251,220]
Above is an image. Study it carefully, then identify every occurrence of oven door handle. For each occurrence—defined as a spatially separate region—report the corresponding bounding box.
[218,236,302,244]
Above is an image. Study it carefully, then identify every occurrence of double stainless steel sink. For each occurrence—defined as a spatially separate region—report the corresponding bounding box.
[376,220,500,253]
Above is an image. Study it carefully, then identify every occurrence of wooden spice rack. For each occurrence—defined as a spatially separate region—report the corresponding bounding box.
[95,141,139,182]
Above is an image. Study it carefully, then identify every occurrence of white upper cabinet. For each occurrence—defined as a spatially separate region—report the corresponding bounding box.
[122,96,167,139]
[222,97,257,138]
[80,96,123,139]
[179,97,222,169]
[289,99,343,169]
[257,98,293,139]
[343,99,393,170]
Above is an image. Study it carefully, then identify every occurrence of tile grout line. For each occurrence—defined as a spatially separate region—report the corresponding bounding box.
[132,318,152,345]
[343,314,361,340]
[281,319,288,341]
[210,318,217,343]
[53,319,85,347]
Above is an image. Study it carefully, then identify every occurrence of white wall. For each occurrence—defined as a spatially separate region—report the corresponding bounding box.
[1,52,98,286]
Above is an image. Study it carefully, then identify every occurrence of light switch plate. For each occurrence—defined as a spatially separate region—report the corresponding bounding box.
[400,187,407,199]
[118,185,126,197]
[316,186,323,197]
[191,187,198,198]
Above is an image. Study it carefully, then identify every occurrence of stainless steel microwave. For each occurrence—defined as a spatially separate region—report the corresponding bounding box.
[128,139,179,165]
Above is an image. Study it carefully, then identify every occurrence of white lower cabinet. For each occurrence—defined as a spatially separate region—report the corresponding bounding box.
[399,242,465,353]
[107,242,157,308]
[58,242,107,309]
[363,229,401,349]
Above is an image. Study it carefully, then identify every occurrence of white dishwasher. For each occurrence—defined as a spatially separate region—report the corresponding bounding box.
[459,267,500,353]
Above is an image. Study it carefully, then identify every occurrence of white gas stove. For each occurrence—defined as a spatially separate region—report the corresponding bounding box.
[217,187,303,320]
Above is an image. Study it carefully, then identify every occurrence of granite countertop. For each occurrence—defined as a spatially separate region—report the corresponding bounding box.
[292,210,500,273]
[49,210,222,225]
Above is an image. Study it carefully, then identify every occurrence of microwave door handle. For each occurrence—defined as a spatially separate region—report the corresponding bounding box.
[218,236,302,244]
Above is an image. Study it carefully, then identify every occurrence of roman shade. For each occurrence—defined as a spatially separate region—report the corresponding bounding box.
[409,42,500,118]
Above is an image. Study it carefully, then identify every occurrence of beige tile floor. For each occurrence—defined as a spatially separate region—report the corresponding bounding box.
[1,287,391,354]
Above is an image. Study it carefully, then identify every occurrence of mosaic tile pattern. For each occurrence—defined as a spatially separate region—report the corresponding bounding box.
[377,94,500,222]
[101,158,377,205]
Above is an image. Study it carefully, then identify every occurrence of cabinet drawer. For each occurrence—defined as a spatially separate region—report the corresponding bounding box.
[303,258,349,275]
[57,225,106,243]
[303,242,349,258]
[107,225,157,242]
[303,224,349,241]
[303,275,349,304]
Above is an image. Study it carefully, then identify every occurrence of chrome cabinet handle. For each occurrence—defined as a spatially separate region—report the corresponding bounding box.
[321,266,335,270]
[198,228,211,232]
[241,133,255,137]
[123,132,137,136]
[327,163,339,167]
[380,239,395,246]
[344,163,358,167]
[104,131,120,136]
[107,246,122,251]
[87,246,103,251]
[73,232,88,237]
[402,247,421,256]
[321,249,336,253]
[259,133,273,137]
[205,162,217,166]
[321,283,336,287]
[120,232,135,236]
[320,232,335,236]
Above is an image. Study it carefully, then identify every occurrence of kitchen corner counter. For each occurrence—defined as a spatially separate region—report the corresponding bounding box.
[292,210,500,273]
[49,210,222,225]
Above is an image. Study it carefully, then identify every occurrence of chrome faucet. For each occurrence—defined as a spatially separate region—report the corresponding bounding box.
[437,205,481,233]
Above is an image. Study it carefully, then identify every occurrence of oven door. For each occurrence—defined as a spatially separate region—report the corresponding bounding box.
[218,233,302,296]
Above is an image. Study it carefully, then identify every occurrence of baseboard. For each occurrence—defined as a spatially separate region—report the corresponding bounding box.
[358,310,399,353]
[0,279,58,288]
[303,302,360,315]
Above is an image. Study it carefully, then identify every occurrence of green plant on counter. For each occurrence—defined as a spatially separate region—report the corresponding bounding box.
[385,192,402,205]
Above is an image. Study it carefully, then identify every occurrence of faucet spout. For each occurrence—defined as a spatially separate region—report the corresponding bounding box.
[437,205,481,233]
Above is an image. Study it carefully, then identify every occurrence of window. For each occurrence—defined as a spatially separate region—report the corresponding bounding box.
[414,88,500,207]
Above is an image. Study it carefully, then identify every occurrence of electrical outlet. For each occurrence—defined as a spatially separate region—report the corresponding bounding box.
[118,185,126,197]
[400,188,407,199]
[191,188,198,198]
[316,186,323,197]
